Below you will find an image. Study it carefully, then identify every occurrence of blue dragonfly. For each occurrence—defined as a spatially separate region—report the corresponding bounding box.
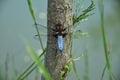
[51,23,67,52]
[34,23,87,52]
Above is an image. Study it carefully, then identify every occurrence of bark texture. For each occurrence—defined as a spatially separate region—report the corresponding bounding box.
[43,0,72,80]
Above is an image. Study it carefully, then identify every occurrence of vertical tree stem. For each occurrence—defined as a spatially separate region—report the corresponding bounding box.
[42,0,73,80]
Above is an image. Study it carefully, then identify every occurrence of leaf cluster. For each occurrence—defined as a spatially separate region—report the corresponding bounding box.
[73,0,95,25]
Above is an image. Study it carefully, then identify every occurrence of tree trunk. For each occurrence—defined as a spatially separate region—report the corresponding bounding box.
[43,0,72,80]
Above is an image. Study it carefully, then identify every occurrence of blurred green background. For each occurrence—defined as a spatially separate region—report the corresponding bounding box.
[0,0,120,80]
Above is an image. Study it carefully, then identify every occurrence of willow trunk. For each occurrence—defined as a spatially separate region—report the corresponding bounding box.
[42,0,72,80]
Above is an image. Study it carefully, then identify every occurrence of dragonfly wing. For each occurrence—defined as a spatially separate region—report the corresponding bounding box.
[33,24,47,34]
[33,24,47,41]
[72,30,88,39]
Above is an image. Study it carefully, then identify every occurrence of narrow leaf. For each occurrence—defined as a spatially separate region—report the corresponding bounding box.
[27,0,36,23]
[26,45,51,80]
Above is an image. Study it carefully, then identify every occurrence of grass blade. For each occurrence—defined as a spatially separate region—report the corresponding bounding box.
[83,51,89,80]
[27,0,36,23]
[98,0,112,80]
[27,0,44,50]
[26,45,51,80]
[17,49,46,80]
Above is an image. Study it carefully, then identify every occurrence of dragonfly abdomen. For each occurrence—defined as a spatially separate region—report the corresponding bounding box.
[57,36,63,52]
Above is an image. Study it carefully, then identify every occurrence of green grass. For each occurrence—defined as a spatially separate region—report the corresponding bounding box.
[98,0,113,80]
[83,49,89,80]
[17,0,47,79]
[73,0,95,25]
[0,68,2,80]
[26,44,51,80]
[17,49,46,80]
[27,0,44,50]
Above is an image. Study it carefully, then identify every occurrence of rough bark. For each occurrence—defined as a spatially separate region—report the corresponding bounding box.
[42,0,72,80]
